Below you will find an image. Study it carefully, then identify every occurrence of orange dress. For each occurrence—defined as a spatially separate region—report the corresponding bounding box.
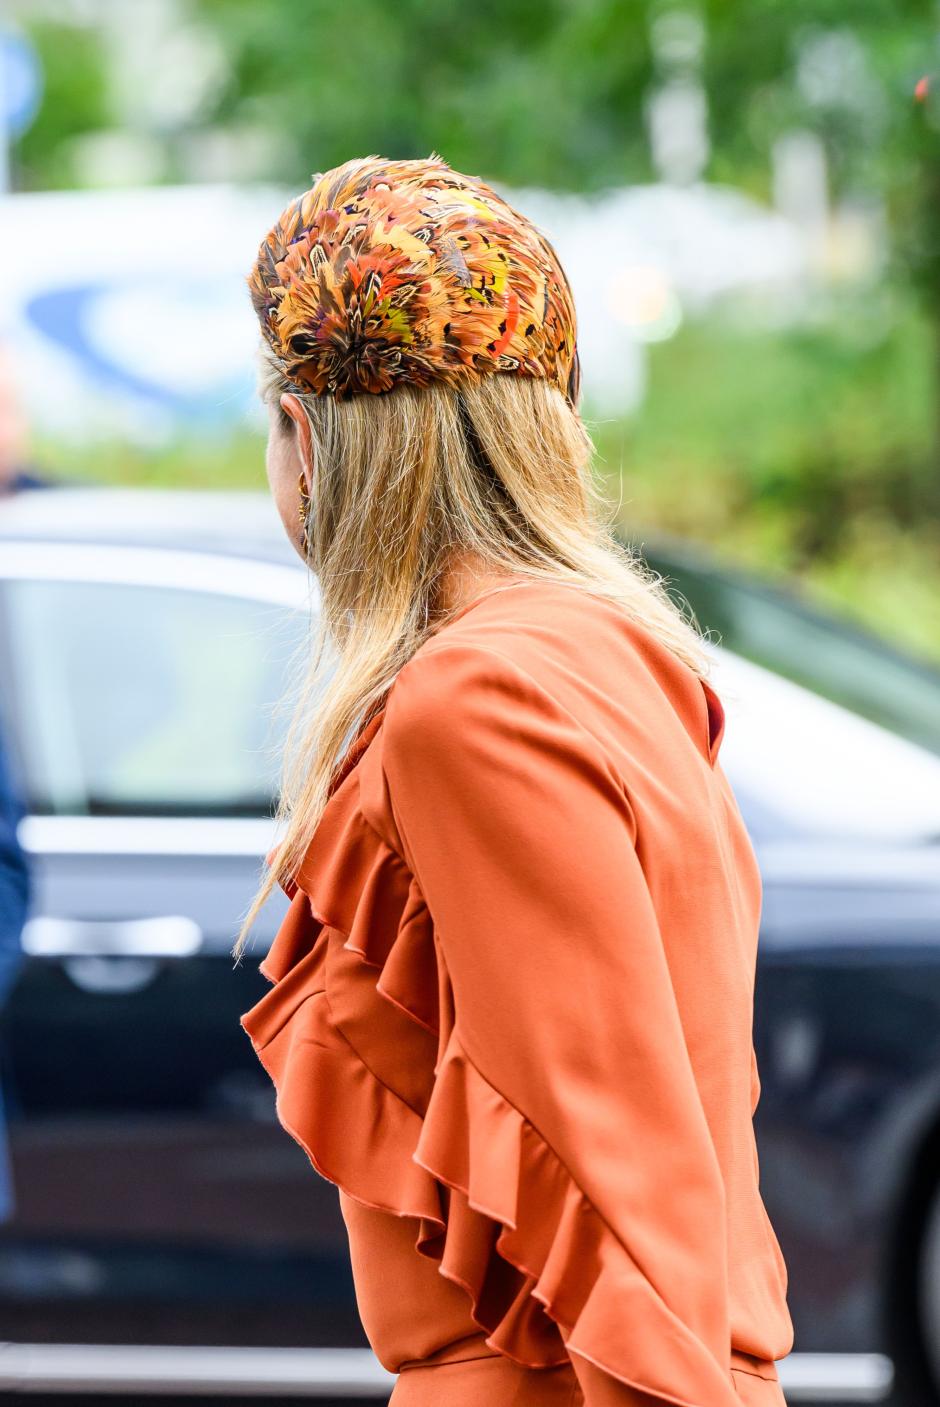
[239,577,794,1406]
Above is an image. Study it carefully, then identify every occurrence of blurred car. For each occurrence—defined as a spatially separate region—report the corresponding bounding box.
[0,489,938,1404]
[638,531,940,762]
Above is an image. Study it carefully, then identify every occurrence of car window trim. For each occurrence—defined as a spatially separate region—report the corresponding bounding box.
[0,540,311,608]
[19,813,277,857]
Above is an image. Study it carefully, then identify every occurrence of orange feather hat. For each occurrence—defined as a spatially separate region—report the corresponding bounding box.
[247,154,580,403]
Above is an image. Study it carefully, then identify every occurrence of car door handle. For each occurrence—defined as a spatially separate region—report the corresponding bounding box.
[22,915,204,959]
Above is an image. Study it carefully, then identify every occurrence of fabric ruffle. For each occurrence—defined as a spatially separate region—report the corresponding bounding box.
[240,766,767,1407]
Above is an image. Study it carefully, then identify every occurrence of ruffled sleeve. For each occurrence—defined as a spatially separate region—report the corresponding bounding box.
[377,641,744,1407]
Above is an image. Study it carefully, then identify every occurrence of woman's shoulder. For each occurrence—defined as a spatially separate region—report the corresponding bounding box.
[392,577,644,701]
[381,575,707,768]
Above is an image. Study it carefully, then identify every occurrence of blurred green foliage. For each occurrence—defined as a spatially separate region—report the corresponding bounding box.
[13,20,108,189]
[189,0,653,190]
[593,295,940,660]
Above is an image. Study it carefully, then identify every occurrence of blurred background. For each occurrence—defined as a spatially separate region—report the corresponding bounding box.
[1,2,940,1404]
[3,0,940,657]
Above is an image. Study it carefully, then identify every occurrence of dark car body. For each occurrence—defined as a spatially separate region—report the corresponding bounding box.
[0,491,938,1403]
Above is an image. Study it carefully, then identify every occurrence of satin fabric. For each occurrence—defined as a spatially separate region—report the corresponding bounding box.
[340,1190,786,1405]
[240,577,794,1405]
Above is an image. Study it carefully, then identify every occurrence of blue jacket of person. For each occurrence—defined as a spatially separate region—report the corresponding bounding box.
[0,726,29,1223]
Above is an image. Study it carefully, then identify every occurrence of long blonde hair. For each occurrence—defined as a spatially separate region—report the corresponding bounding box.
[232,342,709,959]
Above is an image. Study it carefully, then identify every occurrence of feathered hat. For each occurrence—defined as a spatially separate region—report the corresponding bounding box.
[247,154,580,404]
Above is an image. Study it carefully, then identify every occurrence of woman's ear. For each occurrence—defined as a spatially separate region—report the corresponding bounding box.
[279,392,314,493]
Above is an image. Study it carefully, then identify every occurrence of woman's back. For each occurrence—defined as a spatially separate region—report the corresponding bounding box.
[241,575,792,1406]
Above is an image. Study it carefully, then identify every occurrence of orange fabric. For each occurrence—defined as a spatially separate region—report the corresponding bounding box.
[240,577,794,1406]
[391,1350,583,1405]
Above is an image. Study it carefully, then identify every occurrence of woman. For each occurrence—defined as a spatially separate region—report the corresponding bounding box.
[235,155,794,1406]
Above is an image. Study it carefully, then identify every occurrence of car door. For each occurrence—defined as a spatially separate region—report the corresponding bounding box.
[0,540,361,1349]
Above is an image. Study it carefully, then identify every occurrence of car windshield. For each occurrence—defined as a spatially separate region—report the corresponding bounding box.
[640,545,940,759]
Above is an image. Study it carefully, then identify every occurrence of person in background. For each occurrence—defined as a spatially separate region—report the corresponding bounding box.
[0,344,49,495]
[0,723,28,1224]
[0,341,35,1222]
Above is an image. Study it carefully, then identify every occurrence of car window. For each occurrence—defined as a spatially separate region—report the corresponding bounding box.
[642,551,940,758]
[5,578,307,817]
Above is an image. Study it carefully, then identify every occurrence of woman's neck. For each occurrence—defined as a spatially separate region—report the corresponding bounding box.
[436,551,517,616]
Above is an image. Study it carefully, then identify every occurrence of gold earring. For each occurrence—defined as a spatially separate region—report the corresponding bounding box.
[297,470,311,549]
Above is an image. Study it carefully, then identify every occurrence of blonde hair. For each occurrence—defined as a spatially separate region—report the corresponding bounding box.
[232,342,709,959]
